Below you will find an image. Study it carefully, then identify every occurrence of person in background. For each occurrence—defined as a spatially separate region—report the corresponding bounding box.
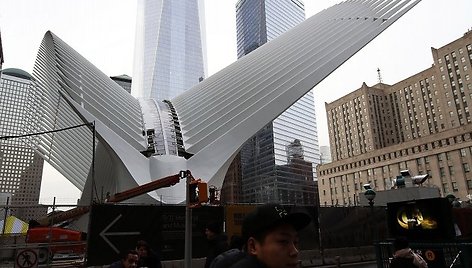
[109,249,139,268]
[209,235,245,268]
[204,221,228,268]
[390,236,428,268]
[136,240,162,268]
[225,203,311,268]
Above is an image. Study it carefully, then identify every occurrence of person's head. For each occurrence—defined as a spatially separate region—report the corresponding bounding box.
[205,221,221,240]
[393,236,409,251]
[120,249,139,268]
[136,240,150,258]
[241,204,311,268]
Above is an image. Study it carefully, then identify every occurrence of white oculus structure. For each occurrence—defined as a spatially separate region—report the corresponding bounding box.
[25,0,420,205]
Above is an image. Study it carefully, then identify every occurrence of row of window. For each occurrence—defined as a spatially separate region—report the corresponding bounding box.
[320,130,472,176]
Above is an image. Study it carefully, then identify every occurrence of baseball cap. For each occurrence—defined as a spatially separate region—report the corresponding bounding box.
[241,204,311,242]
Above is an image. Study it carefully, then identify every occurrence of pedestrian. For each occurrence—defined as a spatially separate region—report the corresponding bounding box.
[215,203,311,268]
[204,221,228,268]
[109,249,139,268]
[390,237,428,268]
[136,240,162,268]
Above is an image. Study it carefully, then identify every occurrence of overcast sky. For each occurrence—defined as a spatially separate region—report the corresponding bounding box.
[1,0,471,204]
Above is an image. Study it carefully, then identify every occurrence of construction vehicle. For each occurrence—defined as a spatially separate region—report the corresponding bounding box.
[26,171,209,263]
[26,226,87,263]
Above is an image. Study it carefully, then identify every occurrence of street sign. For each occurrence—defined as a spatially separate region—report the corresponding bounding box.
[15,249,38,268]
[87,204,224,266]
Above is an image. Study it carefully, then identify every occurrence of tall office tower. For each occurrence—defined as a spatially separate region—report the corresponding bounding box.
[233,0,320,205]
[111,74,132,94]
[318,31,472,206]
[0,68,47,221]
[131,0,207,100]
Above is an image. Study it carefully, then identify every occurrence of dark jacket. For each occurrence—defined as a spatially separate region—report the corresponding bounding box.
[229,254,268,268]
[109,261,124,268]
[205,234,228,268]
[137,251,162,268]
[390,257,417,268]
[209,249,246,268]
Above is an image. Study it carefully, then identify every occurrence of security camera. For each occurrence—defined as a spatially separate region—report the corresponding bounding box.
[363,183,372,190]
[400,170,411,177]
[412,174,429,185]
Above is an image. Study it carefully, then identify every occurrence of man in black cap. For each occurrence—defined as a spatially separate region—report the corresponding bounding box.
[204,221,228,268]
[222,203,311,268]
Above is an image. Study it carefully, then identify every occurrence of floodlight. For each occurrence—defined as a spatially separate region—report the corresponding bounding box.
[412,174,429,185]
[400,170,411,177]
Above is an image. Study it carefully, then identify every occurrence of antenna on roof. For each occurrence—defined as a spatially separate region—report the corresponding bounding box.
[377,68,383,83]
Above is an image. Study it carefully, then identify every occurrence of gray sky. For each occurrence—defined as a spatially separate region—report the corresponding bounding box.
[1,0,471,204]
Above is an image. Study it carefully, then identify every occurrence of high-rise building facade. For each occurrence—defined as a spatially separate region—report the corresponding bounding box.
[131,0,207,100]
[233,0,320,205]
[318,30,472,206]
[0,68,47,221]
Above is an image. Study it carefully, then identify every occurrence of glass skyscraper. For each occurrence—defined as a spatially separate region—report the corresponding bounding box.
[131,0,207,100]
[0,68,47,221]
[235,0,320,205]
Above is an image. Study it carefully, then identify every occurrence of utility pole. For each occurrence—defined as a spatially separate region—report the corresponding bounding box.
[2,197,9,234]
[183,170,192,268]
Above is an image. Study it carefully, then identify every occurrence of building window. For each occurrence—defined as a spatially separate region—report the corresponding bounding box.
[440,167,446,177]
[467,180,472,190]
[443,183,449,194]
[461,148,467,157]
[449,166,454,175]
[437,153,444,162]
[464,163,471,173]
[452,182,458,192]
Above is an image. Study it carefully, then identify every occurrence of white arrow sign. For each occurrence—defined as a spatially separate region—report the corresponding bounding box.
[100,214,140,253]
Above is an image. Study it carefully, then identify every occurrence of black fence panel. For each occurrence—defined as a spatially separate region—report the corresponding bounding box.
[319,206,388,248]
[86,204,224,266]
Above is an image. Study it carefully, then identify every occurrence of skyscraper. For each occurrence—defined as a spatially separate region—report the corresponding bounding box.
[0,68,47,221]
[131,0,207,100]
[234,0,320,205]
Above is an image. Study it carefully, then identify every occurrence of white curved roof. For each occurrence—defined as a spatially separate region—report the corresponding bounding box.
[174,0,421,186]
[28,0,420,203]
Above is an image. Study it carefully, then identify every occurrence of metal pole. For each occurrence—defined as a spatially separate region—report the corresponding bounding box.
[84,121,95,265]
[91,121,96,203]
[47,197,56,266]
[184,171,192,268]
[2,197,9,234]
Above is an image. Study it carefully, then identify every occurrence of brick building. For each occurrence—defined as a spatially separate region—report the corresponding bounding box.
[318,30,472,206]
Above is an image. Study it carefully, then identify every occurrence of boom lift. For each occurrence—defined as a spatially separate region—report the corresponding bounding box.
[35,172,188,226]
